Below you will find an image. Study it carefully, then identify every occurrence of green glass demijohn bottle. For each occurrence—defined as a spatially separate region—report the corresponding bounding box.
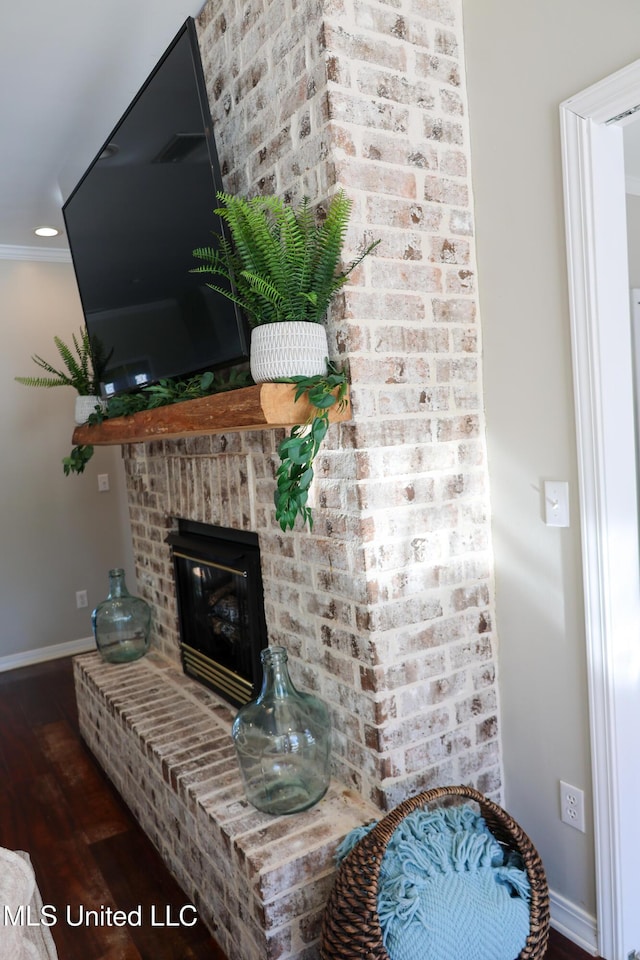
[231,645,331,815]
[91,568,151,664]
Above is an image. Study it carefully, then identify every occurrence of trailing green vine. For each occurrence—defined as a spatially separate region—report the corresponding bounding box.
[63,366,252,475]
[62,444,95,476]
[274,363,349,531]
[64,360,348,533]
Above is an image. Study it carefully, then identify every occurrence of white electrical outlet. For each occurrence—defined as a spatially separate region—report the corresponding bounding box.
[97,473,110,492]
[560,780,586,832]
[76,590,88,609]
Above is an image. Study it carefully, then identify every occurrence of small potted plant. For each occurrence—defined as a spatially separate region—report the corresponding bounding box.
[192,190,378,382]
[15,328,107,424]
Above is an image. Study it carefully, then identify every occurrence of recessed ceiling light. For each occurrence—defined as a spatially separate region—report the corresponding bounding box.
[34,226,61,238]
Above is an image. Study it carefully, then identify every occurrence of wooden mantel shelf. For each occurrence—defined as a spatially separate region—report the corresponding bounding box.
[71,382,351,446]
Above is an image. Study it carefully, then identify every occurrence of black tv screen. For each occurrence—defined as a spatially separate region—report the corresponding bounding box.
[62,18,248,398]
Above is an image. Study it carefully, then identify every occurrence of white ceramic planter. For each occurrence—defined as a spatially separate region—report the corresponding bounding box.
[250,321,329,383]
[74,395,106,425]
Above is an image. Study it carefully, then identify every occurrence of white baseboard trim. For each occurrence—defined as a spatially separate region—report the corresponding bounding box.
[550,887,598,955]
[0,637,95,674]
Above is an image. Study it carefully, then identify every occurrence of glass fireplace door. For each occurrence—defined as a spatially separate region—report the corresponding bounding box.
[167,522,267,707]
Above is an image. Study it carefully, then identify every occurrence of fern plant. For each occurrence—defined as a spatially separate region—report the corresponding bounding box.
[192,191,378,326]
[15,328,103,395]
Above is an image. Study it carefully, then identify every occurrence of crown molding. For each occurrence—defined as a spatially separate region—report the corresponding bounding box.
[0,244,71,263]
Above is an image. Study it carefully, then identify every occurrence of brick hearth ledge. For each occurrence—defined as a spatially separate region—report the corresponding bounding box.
[74,651,377,960]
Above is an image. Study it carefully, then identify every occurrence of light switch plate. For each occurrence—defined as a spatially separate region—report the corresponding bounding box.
[544,480,570,527]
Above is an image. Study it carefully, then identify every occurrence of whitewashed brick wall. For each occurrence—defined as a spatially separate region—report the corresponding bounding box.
[75,652,378,960]
[123,0,501,812]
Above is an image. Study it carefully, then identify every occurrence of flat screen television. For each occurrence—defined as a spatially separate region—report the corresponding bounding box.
[62,18,249,399]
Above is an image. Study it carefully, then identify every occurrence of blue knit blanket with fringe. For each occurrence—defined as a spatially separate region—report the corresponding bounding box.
[336,803,530,960]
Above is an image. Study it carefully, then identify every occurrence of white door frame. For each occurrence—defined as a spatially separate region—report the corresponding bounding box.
[561,63,640,960]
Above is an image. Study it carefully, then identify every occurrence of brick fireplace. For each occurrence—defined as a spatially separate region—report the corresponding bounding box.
[75,0,501,957]
[122,0,500,811]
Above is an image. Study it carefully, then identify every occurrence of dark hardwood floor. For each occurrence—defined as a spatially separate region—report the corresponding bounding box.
[0,656,599,960]
[0,656,225,960]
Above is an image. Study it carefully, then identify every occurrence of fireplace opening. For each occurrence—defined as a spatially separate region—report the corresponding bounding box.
[166,520,268,707]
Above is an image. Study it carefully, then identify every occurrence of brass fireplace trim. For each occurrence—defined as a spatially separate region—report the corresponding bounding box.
[181,642,253,704]
[171,549,247,579]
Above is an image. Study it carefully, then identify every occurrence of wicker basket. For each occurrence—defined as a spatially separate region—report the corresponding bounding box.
[321,784,550,960]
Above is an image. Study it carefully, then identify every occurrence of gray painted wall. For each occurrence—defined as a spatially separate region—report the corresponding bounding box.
[462,0,640,920]
[0,256,134,661]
